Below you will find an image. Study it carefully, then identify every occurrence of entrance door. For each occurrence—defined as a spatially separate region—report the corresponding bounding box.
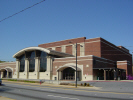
[62,67,75,80]
[3,70,7,78]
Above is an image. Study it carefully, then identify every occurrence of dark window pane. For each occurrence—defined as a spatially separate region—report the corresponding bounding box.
[40,51,47,72]
[29,51,35,72]
[19,55,25,72]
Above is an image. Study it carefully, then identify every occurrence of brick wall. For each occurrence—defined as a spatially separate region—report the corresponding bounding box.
[53,56,93,76]
[85,38,101,57]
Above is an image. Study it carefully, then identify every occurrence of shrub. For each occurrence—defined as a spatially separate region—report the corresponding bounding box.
[84,83,87,86]
[86,83,90,86]
[81,83,83,86]
[60,83,69,85]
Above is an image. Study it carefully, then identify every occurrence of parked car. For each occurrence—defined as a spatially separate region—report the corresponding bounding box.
[0,79,2,85]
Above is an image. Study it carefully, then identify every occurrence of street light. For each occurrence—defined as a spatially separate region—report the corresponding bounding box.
[75,43,77,88]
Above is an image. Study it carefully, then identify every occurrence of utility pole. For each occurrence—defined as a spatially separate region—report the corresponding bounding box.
[76,43,77,87]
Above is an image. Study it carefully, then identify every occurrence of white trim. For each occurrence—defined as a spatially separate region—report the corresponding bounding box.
[54,55,93,60]
[86,37,100,40]
[117,63,130,65]
[0,67,13,72]
[13,47,74,58]
[85,40,100,44]
[0,63,16,66]
[117,61,128,62]
[13,47,50,58]
[45,42,85,48]
[54,59,93,63]
[56,63,81,71]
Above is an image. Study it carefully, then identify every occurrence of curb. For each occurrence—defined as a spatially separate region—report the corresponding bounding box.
[2,80,101,90]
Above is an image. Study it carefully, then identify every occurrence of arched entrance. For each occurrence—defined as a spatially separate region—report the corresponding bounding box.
[0,68,13,78]
[3,70,7,78]
[56,65,81,81]
[62,67,75,80]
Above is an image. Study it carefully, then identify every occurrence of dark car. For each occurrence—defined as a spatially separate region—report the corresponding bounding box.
[0,79,2,85]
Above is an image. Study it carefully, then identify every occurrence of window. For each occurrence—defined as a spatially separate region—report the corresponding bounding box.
[19,55,25,72]
[29,51,35,72]
[40,51,47,72]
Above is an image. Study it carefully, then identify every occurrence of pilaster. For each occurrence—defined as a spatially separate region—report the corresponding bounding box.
[16,59,20,78]
[25,58,29,79]
[46,56,53,80]
[35,57,40,79]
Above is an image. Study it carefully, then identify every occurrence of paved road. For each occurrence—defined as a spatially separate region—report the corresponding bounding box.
[1,81,133,100]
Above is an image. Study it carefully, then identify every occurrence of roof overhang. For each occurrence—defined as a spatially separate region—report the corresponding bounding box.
[13,47,74,58]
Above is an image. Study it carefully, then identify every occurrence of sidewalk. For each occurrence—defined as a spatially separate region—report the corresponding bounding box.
[2,80,101,90]
[0,96,15,100]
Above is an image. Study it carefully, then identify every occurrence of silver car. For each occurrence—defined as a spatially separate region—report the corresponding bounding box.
[0,79,2,85]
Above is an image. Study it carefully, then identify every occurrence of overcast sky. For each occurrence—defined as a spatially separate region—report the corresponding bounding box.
[0,0,133,61]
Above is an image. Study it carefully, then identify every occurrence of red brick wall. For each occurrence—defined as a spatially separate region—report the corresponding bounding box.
[53,56,93,76]
[85,38,101,57]
[38,37,86,48]
[66,45,72,54]
[101,38,132,75]
[117,61,128,75]
[93,56,115,69]
[55,47,61,52]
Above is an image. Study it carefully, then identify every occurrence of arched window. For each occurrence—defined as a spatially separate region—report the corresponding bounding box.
[29,51,35,72]
[19,54,25,72]
[40,51,47,72]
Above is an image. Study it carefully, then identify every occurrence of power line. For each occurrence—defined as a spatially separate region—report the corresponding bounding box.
[0,0,45,23]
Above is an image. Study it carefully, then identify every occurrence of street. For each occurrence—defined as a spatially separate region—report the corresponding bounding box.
[0,81,133,100]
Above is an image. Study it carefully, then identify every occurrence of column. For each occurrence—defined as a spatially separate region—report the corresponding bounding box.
[7,71,9,78]
[108,70,110,80]
[58,70,59,80]
[47,56,52,80]
[0,72,3,78]
[80,43,85,56]
[61,45,66,53]
[104,70,106,80]
[35,57,40,79]
[72,45,76,56]
[25,58,29,79]
[16,59,20,78]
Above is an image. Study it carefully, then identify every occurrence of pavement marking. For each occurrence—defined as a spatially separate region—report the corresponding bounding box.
[75,89,133,95]
[61,97,69,98]
[47,95,80,100]
[48,95,62,97]
[48,95,54,96]
[69,98,80,100]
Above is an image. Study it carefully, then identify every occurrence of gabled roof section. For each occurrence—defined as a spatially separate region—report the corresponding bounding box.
[13,47,74,58]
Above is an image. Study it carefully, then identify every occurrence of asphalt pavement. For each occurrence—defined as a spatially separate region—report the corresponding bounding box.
[1,80,133,100]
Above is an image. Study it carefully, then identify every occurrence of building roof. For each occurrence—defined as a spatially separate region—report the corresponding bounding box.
[13,47,74,58]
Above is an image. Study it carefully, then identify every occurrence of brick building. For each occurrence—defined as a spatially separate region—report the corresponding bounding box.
[0,37,132,81]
